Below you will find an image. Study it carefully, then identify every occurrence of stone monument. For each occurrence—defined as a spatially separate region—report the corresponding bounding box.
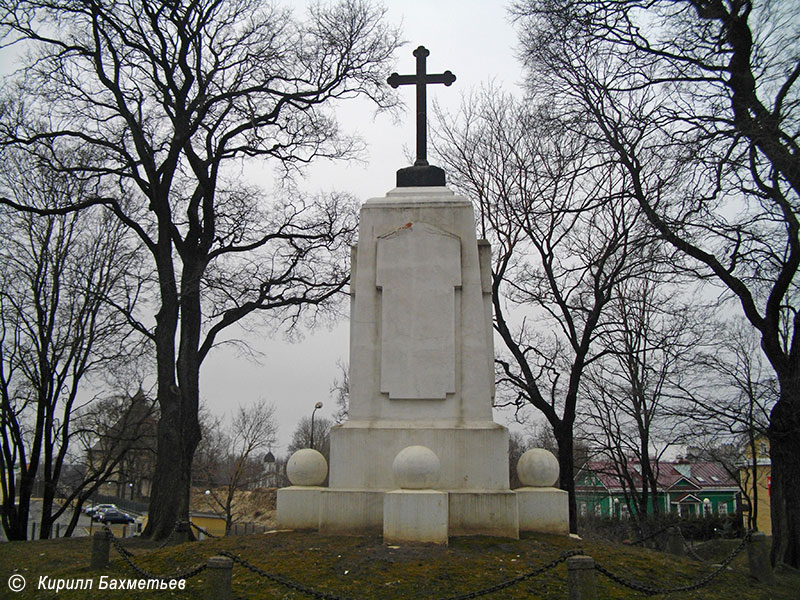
[277,46,568,541]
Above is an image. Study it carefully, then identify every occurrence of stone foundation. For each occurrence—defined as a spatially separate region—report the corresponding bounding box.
[383,490,449,545]
[516,487,569,534]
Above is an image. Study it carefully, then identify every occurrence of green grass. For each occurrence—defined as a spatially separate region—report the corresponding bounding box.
[1,531,797,599]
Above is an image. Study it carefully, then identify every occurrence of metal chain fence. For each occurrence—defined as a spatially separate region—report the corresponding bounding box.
[439,549,585,600]
[157,520,182,548]
[103,525,208,581]
[189,521,217,538]
[96,525,758,599]
[622,523,673,546]
[220,550,352,600]
[219,548,586,600]
[677,525,709,562]
[594,531,752,596]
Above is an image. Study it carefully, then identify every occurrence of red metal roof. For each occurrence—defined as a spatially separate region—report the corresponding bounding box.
[576,460,737,493]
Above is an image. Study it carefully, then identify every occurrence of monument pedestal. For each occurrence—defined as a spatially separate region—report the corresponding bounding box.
[318,489,384,535]
[384,490,448,545]
[516,487,569,534]
[448,490,519,538]
[276,487,325,530]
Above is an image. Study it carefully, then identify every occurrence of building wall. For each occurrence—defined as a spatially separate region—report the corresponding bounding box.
[740,463,771,534]
[739,436,772,535]
[576,489,737,519]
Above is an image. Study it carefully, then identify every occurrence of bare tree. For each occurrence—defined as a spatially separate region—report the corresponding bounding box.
[0,0,400,539]
[513,0,800,565]
[330,359,350,425]
[0,150,141,540]
[431,88,654,533]
[57,391,157,537]
[194,400,277,534]
[683,319,777,531]
[288,415,332,460]
[508,431,533,489]
[579,278,704,527]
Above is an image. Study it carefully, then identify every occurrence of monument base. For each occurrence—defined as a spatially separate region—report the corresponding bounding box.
[449,490,519,539]
[516,487,569,534]
[276,487,324,530]
[278,488,524,540]
[383,490,449,545]
[318,489,384,535]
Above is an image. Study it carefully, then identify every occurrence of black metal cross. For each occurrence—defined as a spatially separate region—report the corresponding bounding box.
[388,46,456,169]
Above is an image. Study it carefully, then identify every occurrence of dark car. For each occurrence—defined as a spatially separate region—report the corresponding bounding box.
[99,510,135,524]
[86,503,117,518]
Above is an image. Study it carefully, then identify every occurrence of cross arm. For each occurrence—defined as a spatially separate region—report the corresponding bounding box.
[427,71,456,86]
[387,71,456,88]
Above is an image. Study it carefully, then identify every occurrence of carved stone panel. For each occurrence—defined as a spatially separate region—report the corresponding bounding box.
[376,222,461,400]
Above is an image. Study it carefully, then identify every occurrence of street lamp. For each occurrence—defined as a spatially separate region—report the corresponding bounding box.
[310,402,323,449]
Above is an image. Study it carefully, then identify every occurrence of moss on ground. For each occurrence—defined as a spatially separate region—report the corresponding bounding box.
[1,530,796,599]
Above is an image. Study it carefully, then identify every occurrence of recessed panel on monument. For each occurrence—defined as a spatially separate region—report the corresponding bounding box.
[377,222,461,400]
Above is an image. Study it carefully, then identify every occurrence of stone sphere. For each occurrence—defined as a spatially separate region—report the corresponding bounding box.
[517,448,560,487]
[392,445,441,489]
[286,448,328,486]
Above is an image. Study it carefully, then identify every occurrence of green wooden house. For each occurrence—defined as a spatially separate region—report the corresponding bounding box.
[575,460,739,519]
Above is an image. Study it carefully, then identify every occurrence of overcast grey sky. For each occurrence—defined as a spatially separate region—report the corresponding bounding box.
[200,0,527,452]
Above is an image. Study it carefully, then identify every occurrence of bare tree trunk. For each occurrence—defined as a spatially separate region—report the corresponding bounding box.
[768,384,800,566]
[750,442,759,531]
[146,384,185,539]
[555,425,577,534]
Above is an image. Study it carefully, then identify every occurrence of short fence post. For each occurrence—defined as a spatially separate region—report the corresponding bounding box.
[567,555,596,600]
[173,521,192,543]
[206,556,233,600]
[666,526,684,556]
[90,531,111,569]
[55,523,61,538]
[747,532,774,584]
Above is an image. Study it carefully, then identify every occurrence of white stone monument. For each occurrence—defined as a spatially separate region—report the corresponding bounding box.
[278,183,517,538]
[277,45,568,541]
[319,184,516,539]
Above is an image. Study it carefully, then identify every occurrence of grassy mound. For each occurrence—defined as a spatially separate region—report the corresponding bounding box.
[1,530,797,599]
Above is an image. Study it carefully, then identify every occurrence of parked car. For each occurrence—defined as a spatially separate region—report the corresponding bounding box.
[85,504,117,518]
[98,510,135,524]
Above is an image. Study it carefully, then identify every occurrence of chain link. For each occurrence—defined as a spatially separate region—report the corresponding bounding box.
[157,520,182,548]
[220,551,352,600]
[677,525,707,562]
[440,549,585,600]
[188,520,217,538]
[622,523,672,546]
[103,525,208,581]
[595,531,751,595]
